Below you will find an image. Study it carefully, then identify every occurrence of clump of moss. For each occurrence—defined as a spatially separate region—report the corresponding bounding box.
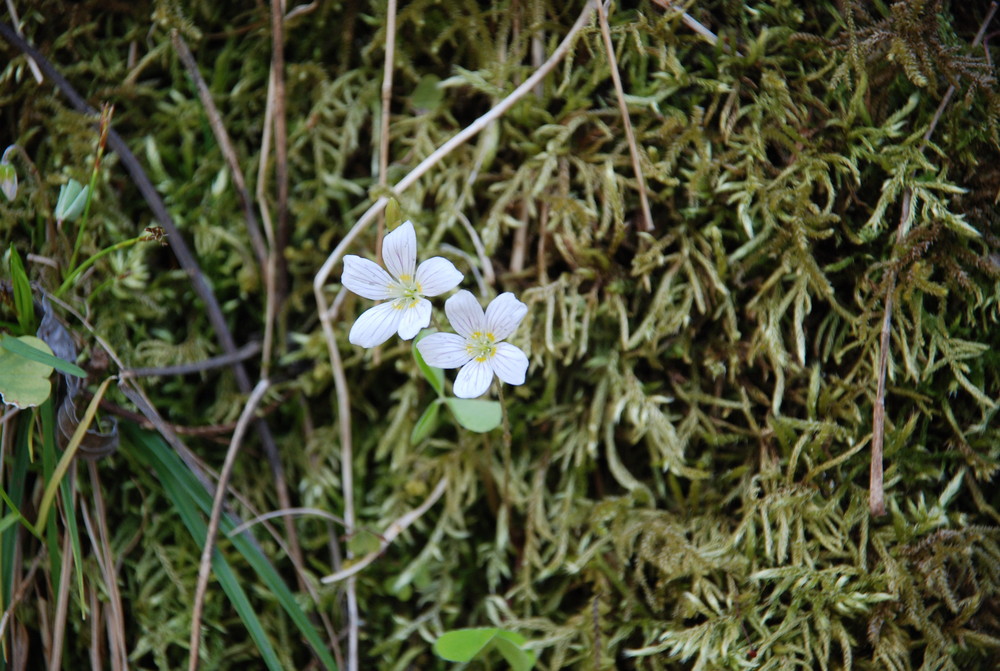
[2,1,999,669]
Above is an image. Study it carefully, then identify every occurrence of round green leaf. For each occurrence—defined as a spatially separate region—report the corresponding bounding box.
[445,398,503,433]
[0,336,55,408]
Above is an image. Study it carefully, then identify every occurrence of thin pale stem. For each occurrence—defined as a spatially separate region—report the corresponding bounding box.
[377,0,398,264]
[597,1,654,231]
[270,0,290,300]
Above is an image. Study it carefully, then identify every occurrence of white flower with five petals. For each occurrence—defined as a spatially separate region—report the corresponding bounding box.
[417,290,529,398]
[342,221,463,347]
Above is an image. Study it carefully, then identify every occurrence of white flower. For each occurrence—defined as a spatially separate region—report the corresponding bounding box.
[417,290,529,399]
[342,220,463,347]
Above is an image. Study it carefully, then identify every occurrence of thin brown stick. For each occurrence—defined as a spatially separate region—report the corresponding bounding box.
[271,0,290,299]
[869,1,997,517]
[256,69,279,378]
[313,0,598,301]
[171,31,267,269]
[0,555,41,645]
[597,1,654,231]
[376,0,398,263]
[188,379,271,671]
[49,523,74,671]
[120,340,262,378]
[86,461,129,671]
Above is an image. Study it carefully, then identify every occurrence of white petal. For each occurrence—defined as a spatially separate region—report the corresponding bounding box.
[382,220,417,281]
[485,292,528,340]
[417,332,471,369]
[416,257,463,296]
[342,255,395,300]
[445,290,485,339]
[454,359,494,399]
[491,342,529,386]
[396,298,432,340]
[349,301,402,347]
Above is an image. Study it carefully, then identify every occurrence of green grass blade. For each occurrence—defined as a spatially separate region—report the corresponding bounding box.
[0,334,87,378]
[42,398,87,613]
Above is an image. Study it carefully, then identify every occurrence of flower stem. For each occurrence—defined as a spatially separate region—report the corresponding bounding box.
[496,381,512,507]
[67,103,114,274]
[55,234,144,298]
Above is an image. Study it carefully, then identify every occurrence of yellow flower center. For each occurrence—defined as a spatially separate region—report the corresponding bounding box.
[390,275,423,309]
[466,331,497,362]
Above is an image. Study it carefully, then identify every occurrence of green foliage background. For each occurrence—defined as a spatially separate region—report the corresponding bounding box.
[2,0,1000,668]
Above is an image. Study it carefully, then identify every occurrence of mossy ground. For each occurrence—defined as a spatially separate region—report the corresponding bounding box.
[2,1,1000,669]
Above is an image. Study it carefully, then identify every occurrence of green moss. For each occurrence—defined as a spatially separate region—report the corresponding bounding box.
[2,0,1000,668]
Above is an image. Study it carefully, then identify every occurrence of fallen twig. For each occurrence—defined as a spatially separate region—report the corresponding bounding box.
[320,477,448,584]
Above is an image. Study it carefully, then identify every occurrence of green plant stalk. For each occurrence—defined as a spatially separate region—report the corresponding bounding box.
[0,487,42,541]
[67,105,112,274]
[56,235,144,298]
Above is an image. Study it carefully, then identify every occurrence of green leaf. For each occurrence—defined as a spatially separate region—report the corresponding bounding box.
[433,628,499,662]
[414,330,445,397]
[347,528,382,557]
[54,178,90,223]
[493,631,537,671]
[433,628,536,670]
[8,247,34,333]
[385,198,404,230]
[411,399,442,444]
[445,398,502,433]
[0,336,54,408]
[1,334,86,378]
[0,159,16,201]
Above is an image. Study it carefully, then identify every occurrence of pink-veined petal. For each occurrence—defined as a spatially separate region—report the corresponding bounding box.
[417,332,471,369]
[416,257,463,296]
[349,301,402,348]
[453,358,494,399]
[382,220,417,281]
[485,292,528,340]
[342,255,395,300]
[445,290,485,339]
[490,342,529,386]
[396,298,432,340]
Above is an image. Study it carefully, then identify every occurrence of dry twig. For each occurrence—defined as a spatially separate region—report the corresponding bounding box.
[320,478,448,584]
[597,1,654,231]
